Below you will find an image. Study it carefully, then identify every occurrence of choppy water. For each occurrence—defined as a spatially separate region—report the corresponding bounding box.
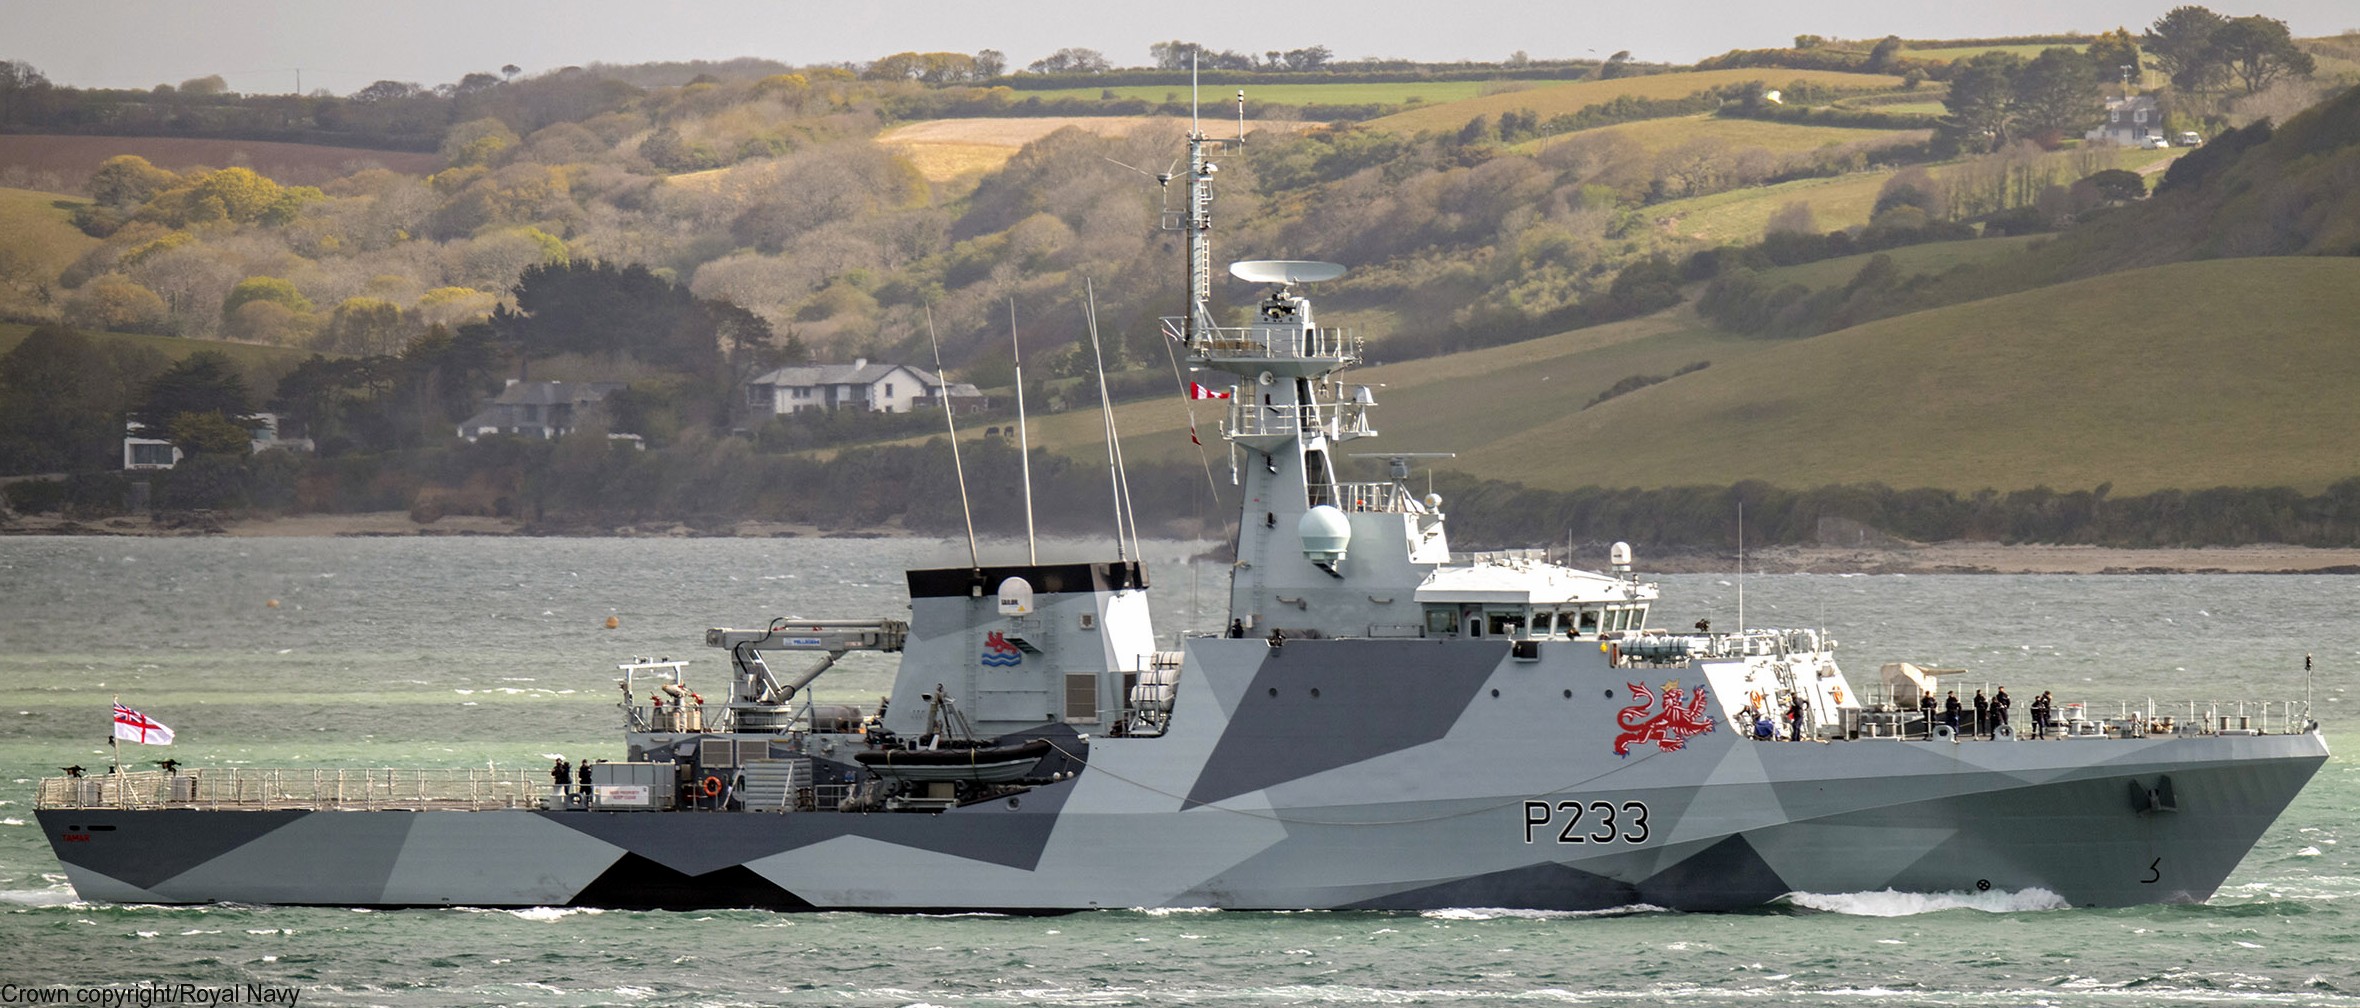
[0,536,2353,1007]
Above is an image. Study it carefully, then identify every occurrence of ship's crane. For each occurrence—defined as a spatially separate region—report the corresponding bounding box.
[705,619,908,704]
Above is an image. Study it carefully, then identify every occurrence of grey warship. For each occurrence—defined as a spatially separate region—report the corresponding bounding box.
[36,124,2329,912]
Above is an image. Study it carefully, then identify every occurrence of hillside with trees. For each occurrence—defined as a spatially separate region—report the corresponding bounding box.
[2,8,2358,550]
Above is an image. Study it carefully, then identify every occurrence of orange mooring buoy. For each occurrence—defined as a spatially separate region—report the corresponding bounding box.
[604,616,620,629]
[266,599,281,608]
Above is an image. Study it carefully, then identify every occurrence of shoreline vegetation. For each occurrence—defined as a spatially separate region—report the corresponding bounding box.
[7,511,2360,575]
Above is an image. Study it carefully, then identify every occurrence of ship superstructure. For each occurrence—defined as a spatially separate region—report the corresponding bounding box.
[36,124,2327,913]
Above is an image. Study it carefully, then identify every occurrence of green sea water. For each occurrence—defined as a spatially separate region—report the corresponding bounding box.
[1,536,2353,1007]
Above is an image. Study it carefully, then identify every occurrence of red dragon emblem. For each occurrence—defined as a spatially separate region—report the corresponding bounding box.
[1613,680,1716,757]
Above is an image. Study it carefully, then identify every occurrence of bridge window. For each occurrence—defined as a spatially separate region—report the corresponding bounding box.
[1426,607,1456,636]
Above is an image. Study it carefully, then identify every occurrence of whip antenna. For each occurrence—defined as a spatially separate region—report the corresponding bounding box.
[1085,279,1140,561]
[1010,300,1037,563]
[925,307,978,568]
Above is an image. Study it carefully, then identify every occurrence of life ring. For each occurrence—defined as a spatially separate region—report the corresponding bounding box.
[700,775,723,798]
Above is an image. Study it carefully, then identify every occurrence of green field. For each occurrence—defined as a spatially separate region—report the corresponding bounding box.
[1444,258,2360,494]
[0,187,99,289]
[1752,235,2046,289]
[1365,69,1910,135]
[1648,145,2186,244]
[1651,172,1899,243]
[1013,81,1498,107]
[1018,257,2360,496]
[1526,114,1929,157]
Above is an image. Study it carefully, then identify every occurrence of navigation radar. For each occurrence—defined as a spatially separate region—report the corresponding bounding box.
[1229,260,1346,284]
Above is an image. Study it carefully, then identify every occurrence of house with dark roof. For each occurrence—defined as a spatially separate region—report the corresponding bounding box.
[745,358,985,416]
[456,380,629,442]
[2086,94,2165,146]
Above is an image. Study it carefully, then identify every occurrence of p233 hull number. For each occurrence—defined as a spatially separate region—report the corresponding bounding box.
[1522,799,1651,844]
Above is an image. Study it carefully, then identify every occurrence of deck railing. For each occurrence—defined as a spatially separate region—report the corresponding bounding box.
[34,767,546,811]
[1223,398,1375,442]
[1162,318,1363,364]
[1822,694,2314,741]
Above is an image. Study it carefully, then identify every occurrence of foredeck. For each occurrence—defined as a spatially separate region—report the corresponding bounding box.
[35,768,545,811]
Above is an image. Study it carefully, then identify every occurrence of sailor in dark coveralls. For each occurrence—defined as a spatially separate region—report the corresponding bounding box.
[551,758,571,801]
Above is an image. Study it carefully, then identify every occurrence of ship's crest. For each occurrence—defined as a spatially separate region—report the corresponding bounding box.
[1614,680,1717,756]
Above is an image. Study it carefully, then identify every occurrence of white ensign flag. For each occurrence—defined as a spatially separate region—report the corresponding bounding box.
[113,703,174,745]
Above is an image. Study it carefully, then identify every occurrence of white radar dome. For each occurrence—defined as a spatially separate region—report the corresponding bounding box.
[997,576,1034,616]
[1298,505,1352,565]
[1229,260,1347,284]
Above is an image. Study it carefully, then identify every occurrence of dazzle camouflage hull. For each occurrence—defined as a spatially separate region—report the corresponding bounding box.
[43,635,2327,910]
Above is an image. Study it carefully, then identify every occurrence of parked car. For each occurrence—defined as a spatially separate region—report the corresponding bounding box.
[2176,131,2203,147]
[2143,135,2172,149]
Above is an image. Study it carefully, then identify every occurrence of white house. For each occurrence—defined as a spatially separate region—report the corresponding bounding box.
[2086,94,2164,146]
[122,413,308,470]
[744,359,985,416]
[456,380,628,442]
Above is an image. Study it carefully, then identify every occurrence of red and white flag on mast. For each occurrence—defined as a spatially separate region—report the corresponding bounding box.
[1188,382,1231,400]
[113,703,174,745]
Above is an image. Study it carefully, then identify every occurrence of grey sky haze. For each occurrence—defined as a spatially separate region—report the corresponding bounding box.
[5,0,2354,96]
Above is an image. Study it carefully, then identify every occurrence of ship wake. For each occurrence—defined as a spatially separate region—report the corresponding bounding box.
[1781,887,2069,916]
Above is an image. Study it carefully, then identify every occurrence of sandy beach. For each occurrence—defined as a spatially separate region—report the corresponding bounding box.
[8,510,2360,574]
